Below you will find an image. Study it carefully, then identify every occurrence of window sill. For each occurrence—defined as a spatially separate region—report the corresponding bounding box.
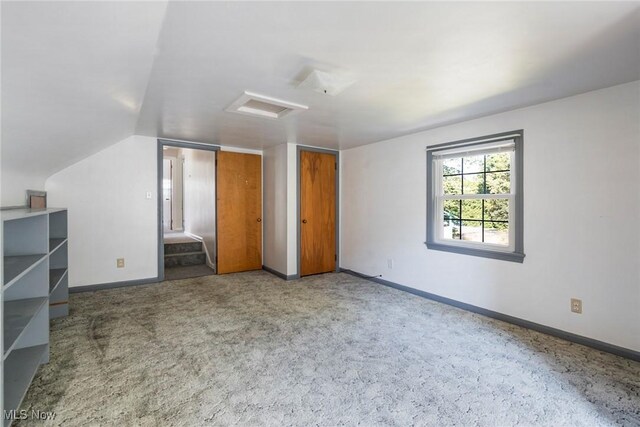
[425,241,525,263]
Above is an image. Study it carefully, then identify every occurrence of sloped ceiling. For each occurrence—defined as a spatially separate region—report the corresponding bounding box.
[1,1,168,181]
[2,2,639,181]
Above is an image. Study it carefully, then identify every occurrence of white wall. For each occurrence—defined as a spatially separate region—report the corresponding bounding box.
[172,153,184,231]
[163,150,184,231]
[46,135,158,287]
[183,148,216,266]
[1,169,47,207]
[286,143,298,275]
[341,81,640,351]
[263,143,300,277]
[263,144,288,274]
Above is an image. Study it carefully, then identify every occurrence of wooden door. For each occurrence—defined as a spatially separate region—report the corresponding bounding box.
[216,151,262,274]
[300,150,336,276]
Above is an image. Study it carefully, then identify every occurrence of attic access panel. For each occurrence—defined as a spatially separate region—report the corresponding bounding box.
[225,91,308,119]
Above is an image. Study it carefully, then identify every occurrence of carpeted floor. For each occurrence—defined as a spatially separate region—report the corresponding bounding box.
[18,271,640,426]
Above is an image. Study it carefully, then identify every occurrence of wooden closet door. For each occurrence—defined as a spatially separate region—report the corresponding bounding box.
[216,151,262,274]
[300,150,336,276]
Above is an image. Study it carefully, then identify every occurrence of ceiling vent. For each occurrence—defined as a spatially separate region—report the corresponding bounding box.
[226,91,308,119]
[297,69,356,96]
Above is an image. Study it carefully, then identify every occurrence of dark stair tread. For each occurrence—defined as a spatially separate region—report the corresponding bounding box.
[164,250,207,268]
[164,242,201,247]
[163,241,203,255]
[164,251,206,258]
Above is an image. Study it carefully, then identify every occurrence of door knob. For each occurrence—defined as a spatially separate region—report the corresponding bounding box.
[257,218,261,222]
[302,219,307,224]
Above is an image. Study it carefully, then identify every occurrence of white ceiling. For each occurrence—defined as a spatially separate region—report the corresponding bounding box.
[2,2,639,178]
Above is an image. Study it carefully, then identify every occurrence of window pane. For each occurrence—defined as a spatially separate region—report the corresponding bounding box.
[485,171,510,194]
[461,220,482,242]
[462,173,484,194]
[461,199,482,220]
[442,223,461,240]
[463,155,484,173]
[443,200,461,240]
[485,152,510,172]
[443,175,462,195]
[444,199,461,220]
[484,199,509,222]
[443,158,461,175]
[484,221,509,246]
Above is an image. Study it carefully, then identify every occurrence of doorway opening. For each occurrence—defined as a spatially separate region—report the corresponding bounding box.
[158,140,219,281]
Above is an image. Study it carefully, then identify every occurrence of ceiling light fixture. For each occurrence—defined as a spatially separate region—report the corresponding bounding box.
[297,69,356,96]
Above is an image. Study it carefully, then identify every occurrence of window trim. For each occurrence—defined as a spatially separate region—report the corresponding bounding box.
[433,149,516,252]
[425,130,525,263]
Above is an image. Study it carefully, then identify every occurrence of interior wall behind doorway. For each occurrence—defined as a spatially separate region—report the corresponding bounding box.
[162,147,184,232]
[183,148,216,268]
[171,153,184,231]
[162,158,173,231]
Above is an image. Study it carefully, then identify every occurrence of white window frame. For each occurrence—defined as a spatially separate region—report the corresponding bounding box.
[425,131,525,263]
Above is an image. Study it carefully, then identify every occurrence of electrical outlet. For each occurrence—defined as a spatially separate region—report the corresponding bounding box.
[146,192,152,199]
[117,258,125,268]
[571,298,582,314]
[387,259,394,269]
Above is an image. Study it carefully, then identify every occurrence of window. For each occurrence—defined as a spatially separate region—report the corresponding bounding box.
[426,131,525,262]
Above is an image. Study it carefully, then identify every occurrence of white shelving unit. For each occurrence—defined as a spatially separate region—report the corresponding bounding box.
[1,208,68,427]
[48,210,68,319]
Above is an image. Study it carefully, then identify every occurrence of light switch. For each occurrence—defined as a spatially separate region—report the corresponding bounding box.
[146,192,152,199]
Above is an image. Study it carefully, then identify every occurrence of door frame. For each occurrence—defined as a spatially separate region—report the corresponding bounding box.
[297,145,340,277]
[157,139,220,281]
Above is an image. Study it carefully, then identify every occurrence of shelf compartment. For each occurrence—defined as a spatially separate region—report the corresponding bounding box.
[50,273,68,301]
[3,254,47,288]
[49,303,69,319]
[49,268,67,292]
[50,272,69,320]
[3,214,48,256]
[49,241,68,271]
[48,210,68,240]
[49,238,67,253]
[3,344,48,426]
[3,297,48,357]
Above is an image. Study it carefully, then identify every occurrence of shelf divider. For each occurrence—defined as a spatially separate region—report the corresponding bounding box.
[49,268,67,292]
[48,238,67,253]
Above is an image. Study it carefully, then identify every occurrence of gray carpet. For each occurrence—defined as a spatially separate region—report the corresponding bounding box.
[18,271,640,426]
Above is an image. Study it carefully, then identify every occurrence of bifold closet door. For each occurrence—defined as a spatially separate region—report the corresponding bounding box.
[300,150,336,276]
[216,151,262,274]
